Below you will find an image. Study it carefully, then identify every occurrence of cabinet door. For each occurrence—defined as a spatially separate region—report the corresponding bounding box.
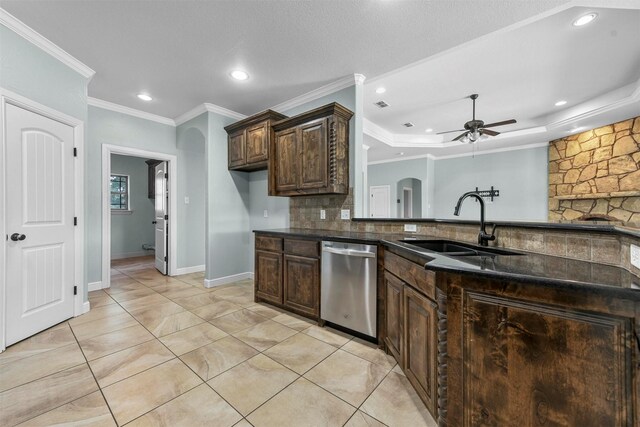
[299,118,328,190]
[283,255,319,317]
[404,286,438,415]
[246,122,269,164]
[460,290,633,426]
[384,271,404,364]
[255,250,282,305]
[273,128,298,193]
[228,130,246,168]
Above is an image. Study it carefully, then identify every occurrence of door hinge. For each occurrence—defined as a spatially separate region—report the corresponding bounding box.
[74,217,78,226]
[164,214,168,220]
[73,286,77,295]
[73,147,78,157]
[164,256,167,262]
[165,173,168,179]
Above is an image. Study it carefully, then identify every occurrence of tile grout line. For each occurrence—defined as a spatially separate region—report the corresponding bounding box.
[66,322,120,427]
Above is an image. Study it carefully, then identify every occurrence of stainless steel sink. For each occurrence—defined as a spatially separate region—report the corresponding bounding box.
[399,239,523,257]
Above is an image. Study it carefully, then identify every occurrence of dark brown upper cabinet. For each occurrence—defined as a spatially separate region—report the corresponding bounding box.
[224,110,287,171]
[269,103,353,196]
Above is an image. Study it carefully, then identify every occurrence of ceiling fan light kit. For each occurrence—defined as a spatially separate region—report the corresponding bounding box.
[437,94,516,144]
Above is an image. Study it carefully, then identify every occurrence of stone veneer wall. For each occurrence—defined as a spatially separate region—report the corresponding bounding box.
[548,116,640,224]
[289,189,640,276]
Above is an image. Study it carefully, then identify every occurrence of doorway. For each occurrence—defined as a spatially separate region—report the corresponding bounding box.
[102,145,177,289]
[403,187,413,218]
[0,89,85,350]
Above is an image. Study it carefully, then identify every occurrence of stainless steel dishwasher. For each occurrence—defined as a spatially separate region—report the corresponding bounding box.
[321,241,377,338]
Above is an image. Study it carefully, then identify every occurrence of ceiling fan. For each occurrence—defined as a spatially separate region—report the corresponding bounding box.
[437,94,516,143]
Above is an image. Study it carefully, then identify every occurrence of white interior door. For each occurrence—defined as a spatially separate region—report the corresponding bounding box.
[370,185,390,218]
[154,162,168,274]
[5,103,75,346]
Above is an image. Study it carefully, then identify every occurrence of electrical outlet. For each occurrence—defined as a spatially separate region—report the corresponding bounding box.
[341,209,350,220]
[184,197,189,204]
[263,210,268,218]
[631,244,640,269]
[404,224,417,233]
[320,209,326,220]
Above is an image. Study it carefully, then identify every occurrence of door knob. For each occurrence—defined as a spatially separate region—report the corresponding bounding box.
[152,221,157,224]
[10,233,26,241]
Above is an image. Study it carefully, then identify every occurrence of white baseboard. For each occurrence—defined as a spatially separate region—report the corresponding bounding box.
[204,272,253,288]
[175,265,205,275]
[80,301,90,315]
[111,251,153,260]
[87,281,104,292]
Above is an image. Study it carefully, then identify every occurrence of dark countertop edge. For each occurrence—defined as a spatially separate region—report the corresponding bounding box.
[351,218,640,239]
[253,229,382,244]
[382,240,640,298]
[253,228,639,293]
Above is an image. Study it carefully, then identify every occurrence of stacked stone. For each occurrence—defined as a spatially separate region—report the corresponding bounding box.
[548,117,640,224]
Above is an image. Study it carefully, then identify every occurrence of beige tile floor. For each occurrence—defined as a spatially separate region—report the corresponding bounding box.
[0,256,436,427]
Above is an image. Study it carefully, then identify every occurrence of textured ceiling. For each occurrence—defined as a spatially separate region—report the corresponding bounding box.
[0,0,569,118]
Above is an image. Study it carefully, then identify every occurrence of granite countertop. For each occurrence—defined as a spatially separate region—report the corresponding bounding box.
[254,228,640,295]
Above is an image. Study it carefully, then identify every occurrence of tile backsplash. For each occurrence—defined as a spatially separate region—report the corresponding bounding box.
[289,188,640,275]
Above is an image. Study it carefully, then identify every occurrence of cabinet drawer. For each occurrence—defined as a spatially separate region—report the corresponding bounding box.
[256,235,283,252]
[385,252,435,299]
[284,239,319,258]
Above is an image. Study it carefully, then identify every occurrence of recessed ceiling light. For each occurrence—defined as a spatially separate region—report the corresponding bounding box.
[137,93,152,101]
[425,128,433,133]
[230,70,249,81]
[555,100,567,106]
[573,13,597,27]
[397,152,405,156]
[375,87,386,94]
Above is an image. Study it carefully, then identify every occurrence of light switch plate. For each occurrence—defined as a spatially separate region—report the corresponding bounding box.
[320,209,326,220]
[263,210,268,218]
[404,224,417,233]
[184,197,189,204]
[341,209,350,220]
[631,244,640,269]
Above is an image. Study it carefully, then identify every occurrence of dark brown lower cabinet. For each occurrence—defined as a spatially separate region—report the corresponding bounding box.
[254,234,321,321]
[255,250,282,305]
[446,275,638,427]
[404,286,438,416]
[284,254,319,317]
[384,271,404,364]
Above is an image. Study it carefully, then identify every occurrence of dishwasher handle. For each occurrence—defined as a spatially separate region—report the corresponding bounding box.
[322,246,376,258]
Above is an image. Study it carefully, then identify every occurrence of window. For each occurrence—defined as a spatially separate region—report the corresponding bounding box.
[110,174,130,211]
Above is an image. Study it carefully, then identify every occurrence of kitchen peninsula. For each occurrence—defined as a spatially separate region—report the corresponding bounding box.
[254,222,640,426]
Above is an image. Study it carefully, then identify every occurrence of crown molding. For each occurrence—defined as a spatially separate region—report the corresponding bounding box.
[175,103,246,126]
[433,141,549,160]
[270,74,364,113]
[88,97,176,126]
[368,141,548,165]
[547,78,640,131]
[0,8,95,80]
[203,103,247,121]
[368,153,435,165]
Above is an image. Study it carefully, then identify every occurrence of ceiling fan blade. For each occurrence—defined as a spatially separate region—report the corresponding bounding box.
[481,128,499,137]
[483,119,516,128]
[436,129,465,135]
[452,132,468,142]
